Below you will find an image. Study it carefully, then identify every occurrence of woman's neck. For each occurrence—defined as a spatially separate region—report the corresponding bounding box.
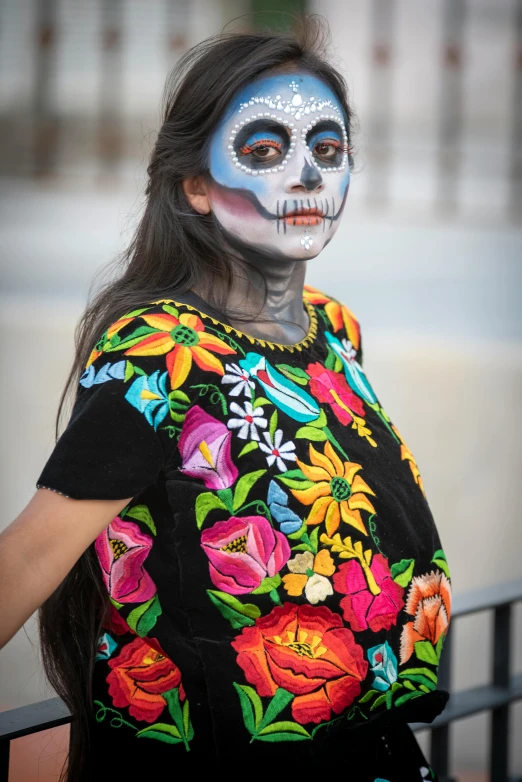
[195,251,309,345]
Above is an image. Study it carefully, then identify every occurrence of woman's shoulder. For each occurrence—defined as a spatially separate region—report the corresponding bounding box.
[303,284,362,354]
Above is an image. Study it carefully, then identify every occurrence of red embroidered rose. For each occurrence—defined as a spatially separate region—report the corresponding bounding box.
[232,603,368,725]
[107,637,184,723]
[333,554,405,633]
[306,363,365,425]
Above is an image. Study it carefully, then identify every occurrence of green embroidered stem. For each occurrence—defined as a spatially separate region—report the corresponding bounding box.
[323,427,350,462]
[368,403,399,442]
[368,514,386,556]
[238,500,273,524]
[93,700,137,731]
[162,424,183,439]
[190,383,228,415]
[204,326,246,357]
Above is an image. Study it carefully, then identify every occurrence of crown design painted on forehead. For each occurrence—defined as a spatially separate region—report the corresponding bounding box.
[238,80,342,123]
[228,80,349,177]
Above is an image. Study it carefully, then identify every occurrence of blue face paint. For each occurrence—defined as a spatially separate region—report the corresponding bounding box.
[207,72,351,260]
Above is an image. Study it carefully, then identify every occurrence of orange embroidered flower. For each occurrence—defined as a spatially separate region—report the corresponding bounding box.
[303,285,360,350]
[291,441,376,536]
[107,636,184,723]
[282,549,336,604]
[123,311,235,389]
[399,571,452,664]
[392,424,425,496]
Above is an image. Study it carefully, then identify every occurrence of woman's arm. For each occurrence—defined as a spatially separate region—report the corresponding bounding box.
[0,488,131,650]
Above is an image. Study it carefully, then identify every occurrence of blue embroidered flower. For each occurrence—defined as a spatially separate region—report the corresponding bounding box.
[125,370,170,430]
[267,479,302,534]
[80,360,126,388]
[367,640,398,692]
[96,632,118,661]
[324,331,377,405]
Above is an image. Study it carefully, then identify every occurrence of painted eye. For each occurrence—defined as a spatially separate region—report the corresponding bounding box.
[313,140,341,161]
[241,139,282,161]
[234,119,289,170]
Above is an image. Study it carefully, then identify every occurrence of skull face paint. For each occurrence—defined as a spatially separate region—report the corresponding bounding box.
[208,73,351,260]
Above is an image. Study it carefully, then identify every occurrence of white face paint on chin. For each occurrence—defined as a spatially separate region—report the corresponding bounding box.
[207,72,351,260]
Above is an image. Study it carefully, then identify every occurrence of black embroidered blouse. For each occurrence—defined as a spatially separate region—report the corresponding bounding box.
[37,285,451,775]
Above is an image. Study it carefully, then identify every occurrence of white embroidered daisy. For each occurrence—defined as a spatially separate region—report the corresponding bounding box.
[221,362,255,397]
[227,401,267,441]
[258,429,297,471]
[341,338,357,361]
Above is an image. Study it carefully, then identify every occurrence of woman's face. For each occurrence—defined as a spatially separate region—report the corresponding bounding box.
[207,72,350,260]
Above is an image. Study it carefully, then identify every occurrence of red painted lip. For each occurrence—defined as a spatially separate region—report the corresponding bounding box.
[283,206,325,226]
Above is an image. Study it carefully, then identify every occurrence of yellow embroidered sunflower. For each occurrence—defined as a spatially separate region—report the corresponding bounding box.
[291,441,376,537]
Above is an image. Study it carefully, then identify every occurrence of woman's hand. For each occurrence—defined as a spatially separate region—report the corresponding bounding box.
[0,488,131,650]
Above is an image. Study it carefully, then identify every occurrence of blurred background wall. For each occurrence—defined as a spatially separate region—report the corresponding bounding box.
[0,0,521,779]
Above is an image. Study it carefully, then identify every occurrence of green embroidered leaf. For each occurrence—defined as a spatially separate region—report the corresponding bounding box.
[195,492,227,529]
[269,588,282,605]
[124,361,134,382]
[391,682,403,693]
[435,633,446,660]
[169,411,187,423]
[269,409,278,440]
[126,307,150,318]
[391,558,415,587]
[333,355,343,373]
[414,641,439,666]
[233,683,263,733]
[162,304,179,317]
[290,543,313,553]
[295,426,327,441]
[403,680,417,691]
[126,504,157,535]
[216,487,234,511]
[258,721,311,738]
[307,409,328,429]
[432,558,451,578]
[109,596,124,609]
[399,667,438,684]
[136,723,183,744]
[258,688,294,731]
[207,590,260,629]
[256,731,311,742]
[324,347,336,371]
[238,441,258,458]
[277,468,307,481]
[359,688,379,704]
[419,685,431,693]
[370,694,387,710]
[398,673,436,691]
[182,699,194,741]
[309,527,320,554]
[169,389,191,404]
[163,688,187,746]
[233,469,266,511]
[394,691,423,708]
[275,365,310,386]
[251,574,281,594]
[126,595,162,637]
[277,476,314,490]
[432,549,446,562]
[253,396,271,409]
[287,522,307,539]
[107,326,158,351]
[385,690,393,709]
[133,365,146,376]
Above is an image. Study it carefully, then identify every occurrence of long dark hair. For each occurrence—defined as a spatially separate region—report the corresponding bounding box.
[38,15,356,781]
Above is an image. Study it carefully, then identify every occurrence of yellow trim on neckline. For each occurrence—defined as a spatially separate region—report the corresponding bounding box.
[149,297,319,353]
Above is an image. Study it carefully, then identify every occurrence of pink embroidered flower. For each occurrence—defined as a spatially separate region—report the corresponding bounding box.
[201,515,290,595]
[332,554,405,632]
[95,517,156,604]
[306,362,365,426]
[178,405,238,490]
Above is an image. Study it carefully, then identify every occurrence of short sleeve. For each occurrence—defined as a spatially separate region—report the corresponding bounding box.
[37,305,183,501]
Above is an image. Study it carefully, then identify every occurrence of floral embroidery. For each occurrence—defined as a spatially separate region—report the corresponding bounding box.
[282,550,336,604]
[303,285,360,350]
[291,441,377,536]
[367,641,398,692]
[267,479,303,535]
[400,570,452,664]
[178,405,238,489]
[221,362,255,397]
[228,400,268,440]
[95,516,156,604]
[232,603,368,725]
[107,637,184,723]
[201,515,290,595]
[96,632,118,661]
[325,331,377,405]
[306,362,364,426]
[80,359,126,388]
[258,429,297,471]
[332,553,405,633]
[125,370,171,430]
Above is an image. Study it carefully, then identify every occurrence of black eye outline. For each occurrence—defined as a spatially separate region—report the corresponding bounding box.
[305,120,346,169]
[233,119,290,170]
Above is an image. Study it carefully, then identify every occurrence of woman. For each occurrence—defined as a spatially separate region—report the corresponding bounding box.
[0,17,451,781]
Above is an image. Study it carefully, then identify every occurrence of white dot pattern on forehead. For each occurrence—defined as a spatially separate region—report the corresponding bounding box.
[230,82,349,176]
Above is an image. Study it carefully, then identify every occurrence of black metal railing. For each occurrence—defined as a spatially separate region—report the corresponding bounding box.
[1,578,521,782]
